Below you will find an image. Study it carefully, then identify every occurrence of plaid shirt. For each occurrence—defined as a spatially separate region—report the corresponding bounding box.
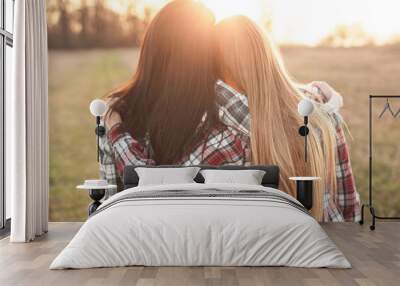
[99,80,360,222]
[216,80,361,222]
[99,120,250,197]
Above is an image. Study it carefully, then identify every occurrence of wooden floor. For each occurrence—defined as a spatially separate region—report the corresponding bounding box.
[0,222,399,286]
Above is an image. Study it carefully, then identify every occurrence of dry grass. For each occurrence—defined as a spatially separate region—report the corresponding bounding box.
[283,46,400,217]
[49,49,139,221]
[49,46,400,221]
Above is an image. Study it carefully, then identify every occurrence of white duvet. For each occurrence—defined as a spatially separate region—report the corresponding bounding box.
[50,183,350,269]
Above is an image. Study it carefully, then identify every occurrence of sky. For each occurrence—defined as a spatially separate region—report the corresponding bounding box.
[263,0,400,45]
[107,0,400,45]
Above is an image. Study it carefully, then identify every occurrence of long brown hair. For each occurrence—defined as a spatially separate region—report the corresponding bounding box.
[216,16,337,220]
[108,0,219,164]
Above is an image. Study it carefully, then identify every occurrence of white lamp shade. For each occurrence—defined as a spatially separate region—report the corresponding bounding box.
[298,99,314,117]
[90,99,107,117]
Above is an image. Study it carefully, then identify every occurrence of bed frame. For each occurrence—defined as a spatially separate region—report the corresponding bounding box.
[123,165,280,190]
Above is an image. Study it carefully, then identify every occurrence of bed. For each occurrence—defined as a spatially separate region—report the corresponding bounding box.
[50,165,350,269]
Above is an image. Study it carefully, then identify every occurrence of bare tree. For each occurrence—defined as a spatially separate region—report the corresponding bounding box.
[79,0,89,48]
[47,0,150,49]
[125,6,142,46]
[57,0,71,48]
[93,0,107,47]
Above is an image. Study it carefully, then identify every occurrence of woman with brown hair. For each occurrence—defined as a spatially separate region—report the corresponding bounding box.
[99,0,250,192]
[214,16,360,222]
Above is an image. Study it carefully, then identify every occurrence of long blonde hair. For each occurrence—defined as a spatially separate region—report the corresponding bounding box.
[216,16,337,220]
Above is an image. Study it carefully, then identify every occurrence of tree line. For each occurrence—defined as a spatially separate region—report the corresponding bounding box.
[47,0,153,49]
[47,1,399,49]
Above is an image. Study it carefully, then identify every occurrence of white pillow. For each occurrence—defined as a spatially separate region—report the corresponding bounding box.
[200,169,266,185]
[135,167,200,186]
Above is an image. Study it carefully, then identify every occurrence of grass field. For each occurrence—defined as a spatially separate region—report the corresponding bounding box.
[49,46,400,221]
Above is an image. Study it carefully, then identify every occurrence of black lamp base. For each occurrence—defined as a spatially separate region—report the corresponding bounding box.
[88,189,106,215]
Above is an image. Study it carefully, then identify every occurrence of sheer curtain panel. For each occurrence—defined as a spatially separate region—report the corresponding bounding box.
[9,0,49,242]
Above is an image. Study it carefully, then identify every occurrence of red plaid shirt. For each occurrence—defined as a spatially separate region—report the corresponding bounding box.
[101,122,250,189]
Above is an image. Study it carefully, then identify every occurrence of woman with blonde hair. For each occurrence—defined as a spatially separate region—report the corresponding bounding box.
[215,16,360,222]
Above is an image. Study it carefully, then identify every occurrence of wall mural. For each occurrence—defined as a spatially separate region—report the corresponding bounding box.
[47,0,400,221]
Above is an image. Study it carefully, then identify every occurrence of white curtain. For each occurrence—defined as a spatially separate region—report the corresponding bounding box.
[9,0,49,242]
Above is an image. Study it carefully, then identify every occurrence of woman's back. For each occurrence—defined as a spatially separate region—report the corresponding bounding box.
[107,0,221,165]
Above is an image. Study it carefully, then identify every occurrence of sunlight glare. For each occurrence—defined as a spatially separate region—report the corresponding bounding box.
[104,0,400,46]
[201,0,264,23]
